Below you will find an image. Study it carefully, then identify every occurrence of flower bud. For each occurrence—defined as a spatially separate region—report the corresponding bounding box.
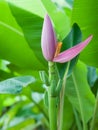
[41,14,56,61]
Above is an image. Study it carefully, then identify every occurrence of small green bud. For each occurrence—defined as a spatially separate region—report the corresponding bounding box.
[39,71,50,86]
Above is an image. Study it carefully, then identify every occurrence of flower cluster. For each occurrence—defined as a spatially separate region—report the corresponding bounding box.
[41,14,92,63]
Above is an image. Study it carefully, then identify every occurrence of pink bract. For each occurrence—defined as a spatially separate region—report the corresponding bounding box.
[53,35,93,63]
[41,14,56,61]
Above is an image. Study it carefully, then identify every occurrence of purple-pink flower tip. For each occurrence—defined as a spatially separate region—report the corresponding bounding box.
[53,35,93,63]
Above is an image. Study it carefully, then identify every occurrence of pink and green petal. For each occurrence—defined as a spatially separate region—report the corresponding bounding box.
[53,35,93,63]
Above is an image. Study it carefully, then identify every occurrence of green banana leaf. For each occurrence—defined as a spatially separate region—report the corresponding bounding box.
[66,61,95,124]
[72,0,98,67]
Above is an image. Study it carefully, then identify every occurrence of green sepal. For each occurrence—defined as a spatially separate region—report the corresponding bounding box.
[44,90,49,108]
[50,79,63,97]
[39,71,50,86]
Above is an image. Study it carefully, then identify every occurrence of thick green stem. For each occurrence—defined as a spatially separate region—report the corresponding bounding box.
[90,91,98,130]
[48,62,58,130]
[58,62,70,130]
[49,92,57,130]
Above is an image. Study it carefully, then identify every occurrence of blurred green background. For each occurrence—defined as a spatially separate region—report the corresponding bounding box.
[0,0,98,130]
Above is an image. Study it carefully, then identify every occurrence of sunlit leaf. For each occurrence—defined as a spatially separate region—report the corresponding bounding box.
[0,1,45,70]
[41,0,70,40]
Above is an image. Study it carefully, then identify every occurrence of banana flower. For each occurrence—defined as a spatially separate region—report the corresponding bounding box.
[41,14,92,63]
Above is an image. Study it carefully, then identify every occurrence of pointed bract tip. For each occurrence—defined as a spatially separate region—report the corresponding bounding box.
[89,35,93,40]
[45,14,50,20]
[53,35,93,63]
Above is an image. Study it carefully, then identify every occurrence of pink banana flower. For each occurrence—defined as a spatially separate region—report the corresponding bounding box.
[41,14,93,63]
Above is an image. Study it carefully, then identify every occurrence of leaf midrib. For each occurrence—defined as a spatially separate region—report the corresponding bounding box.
[0,21,23,36]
